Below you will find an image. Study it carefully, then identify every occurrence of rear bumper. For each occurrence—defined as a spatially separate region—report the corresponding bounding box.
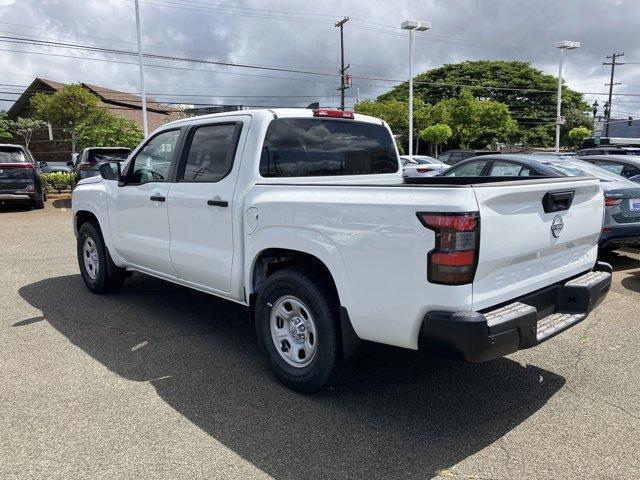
[600,224,640,249]
[0,192,40,203]
[419,262,612,362]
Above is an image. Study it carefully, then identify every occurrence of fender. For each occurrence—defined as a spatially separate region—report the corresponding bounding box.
[72,179,127,268]
[245,225,354,312]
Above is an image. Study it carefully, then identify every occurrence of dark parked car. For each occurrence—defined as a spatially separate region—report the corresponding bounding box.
[0,144,46,209]
[437,149,499,165]
[578,155,640,183]
[443,154,640,250]
[576,146,640,156]
[75,147,131,181]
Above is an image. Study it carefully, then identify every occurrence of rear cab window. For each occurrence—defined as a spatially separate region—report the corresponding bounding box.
[0,146,27,163]
[259,118,398,177]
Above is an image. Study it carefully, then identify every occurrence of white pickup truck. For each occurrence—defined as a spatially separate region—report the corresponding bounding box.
[72,108,612,392]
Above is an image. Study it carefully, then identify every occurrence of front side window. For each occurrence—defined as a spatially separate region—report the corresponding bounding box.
[445,160,487,177]
[128,129,180,184]
[179,124,239,182]
[260,118,398,177]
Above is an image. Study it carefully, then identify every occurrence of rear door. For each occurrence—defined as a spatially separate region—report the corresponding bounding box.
[167,117,248,292]
[471,178,603,310]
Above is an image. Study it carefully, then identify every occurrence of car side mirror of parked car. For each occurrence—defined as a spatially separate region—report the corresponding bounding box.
[628,175,640,183]
[99,161,121,181]
[66,161,74,167]
[39,161,48,167]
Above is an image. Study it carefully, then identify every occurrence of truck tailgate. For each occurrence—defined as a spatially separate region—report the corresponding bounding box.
[472,177,603,310]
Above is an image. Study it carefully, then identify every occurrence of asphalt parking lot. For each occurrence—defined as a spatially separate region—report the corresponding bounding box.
[1,202,639,480]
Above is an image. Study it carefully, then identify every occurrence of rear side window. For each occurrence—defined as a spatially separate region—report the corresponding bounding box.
[178,123,240,182]
[489,161,534,176]
[0,147,26,163]
[593,161,624,175]
[260,118,398,177]
[445,160,487,177]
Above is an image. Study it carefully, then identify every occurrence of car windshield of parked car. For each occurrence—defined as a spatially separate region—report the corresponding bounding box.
[260,118,398,177]
[0,147,26,163]
[88,149,131,163]
[543,160,625,182]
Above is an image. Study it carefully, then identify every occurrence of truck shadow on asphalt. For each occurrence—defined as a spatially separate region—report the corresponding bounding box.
[19,274,565,479]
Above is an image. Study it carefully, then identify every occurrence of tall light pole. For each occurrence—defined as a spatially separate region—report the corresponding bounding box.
[401,20,430,156]
[134,0,149,137]
[555,40,580,153]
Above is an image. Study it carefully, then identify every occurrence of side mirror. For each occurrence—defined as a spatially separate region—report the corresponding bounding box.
[99,161,121,181]
[66,161,74,167]
[39,161,48,167]
[628,175,640,183]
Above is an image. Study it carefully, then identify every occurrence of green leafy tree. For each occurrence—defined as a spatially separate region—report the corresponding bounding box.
[9,117,47,148]
[355,98,434,152]
[440,89,517,148]
[76,115,143,150]
[420,124,452,155]
[355,99,408,135]
[568,126,591,148]
[0,112,12,141]
[520,125,554,147]
[30,84,103,129]
[377,60,592,147]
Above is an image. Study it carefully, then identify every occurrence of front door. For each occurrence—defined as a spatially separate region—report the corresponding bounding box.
[167,119,248,293]
[109,128,181,276]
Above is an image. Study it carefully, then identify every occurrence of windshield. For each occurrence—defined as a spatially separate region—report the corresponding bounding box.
[87,149,131,163]
[0,147,27,163]
[543,160,626,182]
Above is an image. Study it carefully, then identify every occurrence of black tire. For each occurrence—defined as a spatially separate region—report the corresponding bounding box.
[32,191,45,210]
[77,221,126,294]
[255,266,345,393]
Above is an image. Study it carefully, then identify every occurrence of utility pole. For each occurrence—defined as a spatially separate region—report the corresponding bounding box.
[603,52,624,137]
[335,17,349,111]
[134,0,149,137]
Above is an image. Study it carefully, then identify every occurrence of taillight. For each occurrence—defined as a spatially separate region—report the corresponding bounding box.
[313,108,354,119]
[604,195,622,206]
[0,163,33,169]
[417,212,480,285]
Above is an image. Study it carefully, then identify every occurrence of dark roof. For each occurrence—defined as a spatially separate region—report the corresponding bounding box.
[6,77,177,118]
[82,82,177,113]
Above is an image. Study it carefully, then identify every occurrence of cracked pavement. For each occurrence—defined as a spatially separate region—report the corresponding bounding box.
[1,203,639,479]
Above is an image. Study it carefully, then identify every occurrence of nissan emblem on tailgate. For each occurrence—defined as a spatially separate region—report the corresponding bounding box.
[551,215,564,238]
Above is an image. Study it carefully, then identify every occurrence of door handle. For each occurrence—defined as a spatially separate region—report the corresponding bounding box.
[150,195,166,202]
[207,199,228,207]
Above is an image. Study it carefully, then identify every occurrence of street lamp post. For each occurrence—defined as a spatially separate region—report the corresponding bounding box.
[555,40,580,153]
[401,20,430,156]
[134,0,149,138]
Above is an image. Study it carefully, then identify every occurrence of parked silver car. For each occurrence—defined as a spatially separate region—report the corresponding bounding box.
[400,155,449,177]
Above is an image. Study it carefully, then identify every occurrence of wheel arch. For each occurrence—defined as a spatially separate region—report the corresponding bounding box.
[247,229,361,359]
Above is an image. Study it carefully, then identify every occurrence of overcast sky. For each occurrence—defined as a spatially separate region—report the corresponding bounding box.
[1,0,640,120]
